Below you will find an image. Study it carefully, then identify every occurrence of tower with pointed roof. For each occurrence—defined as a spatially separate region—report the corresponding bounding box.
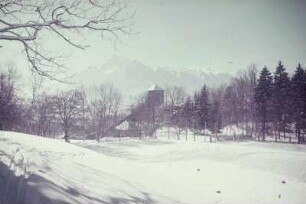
[147,84,164,107]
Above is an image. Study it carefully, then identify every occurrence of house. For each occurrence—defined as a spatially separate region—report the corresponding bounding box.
[115,114,141,137]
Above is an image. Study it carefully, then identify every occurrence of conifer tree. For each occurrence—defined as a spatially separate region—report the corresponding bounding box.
[255,66,273,141]
[271,61,291,139]
[193,85,210,131]
[291,63,306,143]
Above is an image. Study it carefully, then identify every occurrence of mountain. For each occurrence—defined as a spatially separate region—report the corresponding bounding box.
[75,56,232,102]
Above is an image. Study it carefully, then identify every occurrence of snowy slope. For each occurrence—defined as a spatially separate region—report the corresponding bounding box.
[74,138,306,204]
[0,132,176,204]
[1,131,306,204]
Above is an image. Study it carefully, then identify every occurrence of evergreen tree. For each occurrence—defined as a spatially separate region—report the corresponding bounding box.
[291,63,306,143]
[271,61,291,139]
[193,85,210,131]
[255,66,273,141]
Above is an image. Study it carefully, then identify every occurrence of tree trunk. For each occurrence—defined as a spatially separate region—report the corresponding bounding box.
[283,121,286,138]
[185,130,188,141]
[278,121,281,140]
[64,128,69,142]
[274,122,277,142]
[262,121,266,141]
[297,122,301,144]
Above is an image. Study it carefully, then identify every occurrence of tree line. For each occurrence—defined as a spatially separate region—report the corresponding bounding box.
[0,67,121,142]
[157,61,305,143]
[1,61,305,143]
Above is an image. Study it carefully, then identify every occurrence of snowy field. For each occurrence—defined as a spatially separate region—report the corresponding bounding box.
[1,131,306,204]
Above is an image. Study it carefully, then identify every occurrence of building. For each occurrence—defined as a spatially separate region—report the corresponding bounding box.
[115,84,164,137]
[147,84,164,107]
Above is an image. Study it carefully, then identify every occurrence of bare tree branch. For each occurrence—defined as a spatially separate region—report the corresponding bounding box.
[0,0,133,81]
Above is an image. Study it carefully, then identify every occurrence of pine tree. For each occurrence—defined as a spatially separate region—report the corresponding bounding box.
[193,85,210,132]
[255,66,273,141]
[291,63,306,143]
[271,61,291,140]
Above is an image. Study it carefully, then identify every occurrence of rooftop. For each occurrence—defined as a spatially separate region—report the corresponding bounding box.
[148,84,163,91]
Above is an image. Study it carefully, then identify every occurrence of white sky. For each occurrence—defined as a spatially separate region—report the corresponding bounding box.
[1,0,306,77]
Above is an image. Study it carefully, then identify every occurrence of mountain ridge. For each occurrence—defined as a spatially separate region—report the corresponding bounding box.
[75,56,232,102]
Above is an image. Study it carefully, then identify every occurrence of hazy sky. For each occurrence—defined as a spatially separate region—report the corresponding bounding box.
[1,0,306,76]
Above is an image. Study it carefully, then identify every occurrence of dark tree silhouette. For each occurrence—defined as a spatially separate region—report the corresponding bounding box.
[255,66,273,141]
[0,65,20,130]
[271,61,291,140]
[53,90,83,142]
[291,63,306,143]
[193,85,210,132]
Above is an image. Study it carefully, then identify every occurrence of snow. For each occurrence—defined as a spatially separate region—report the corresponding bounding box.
[1,131,306,204]
[148,84,163,91]
[220,124,244,136]
[115,120,129,131]
[156,127,213,142]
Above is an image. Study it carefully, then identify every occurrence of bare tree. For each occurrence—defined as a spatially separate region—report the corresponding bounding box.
[29,70,43,104]
[129,92,148,139]
[0,63,20,130]
[172,109,186,140]
[210,87,225,134]
[220,65,257,137]
[91,83,121,142]
[79,86,89,140]
[233,72,249,135]
[0,0,132,79]
[32,92,57,137]
[231,65,258,137]
[165,86,187,117]
[53,89,82,142]
[245,64,258,137]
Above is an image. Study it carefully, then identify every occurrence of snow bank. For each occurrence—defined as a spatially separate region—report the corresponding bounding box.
[221,124,245,136]
[156,127,213,142]
[75,137,306,204]
[1,131,306,204]
[0,131,174,204]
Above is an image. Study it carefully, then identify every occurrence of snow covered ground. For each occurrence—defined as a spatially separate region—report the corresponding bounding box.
[1,131,306,204]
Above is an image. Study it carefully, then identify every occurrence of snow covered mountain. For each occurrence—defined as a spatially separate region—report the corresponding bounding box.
[75,56,231,101]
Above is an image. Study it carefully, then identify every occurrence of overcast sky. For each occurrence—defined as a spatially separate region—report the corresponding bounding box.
[1,0,306,76]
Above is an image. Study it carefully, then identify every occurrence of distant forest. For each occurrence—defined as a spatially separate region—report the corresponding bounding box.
[0,61,306,143]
